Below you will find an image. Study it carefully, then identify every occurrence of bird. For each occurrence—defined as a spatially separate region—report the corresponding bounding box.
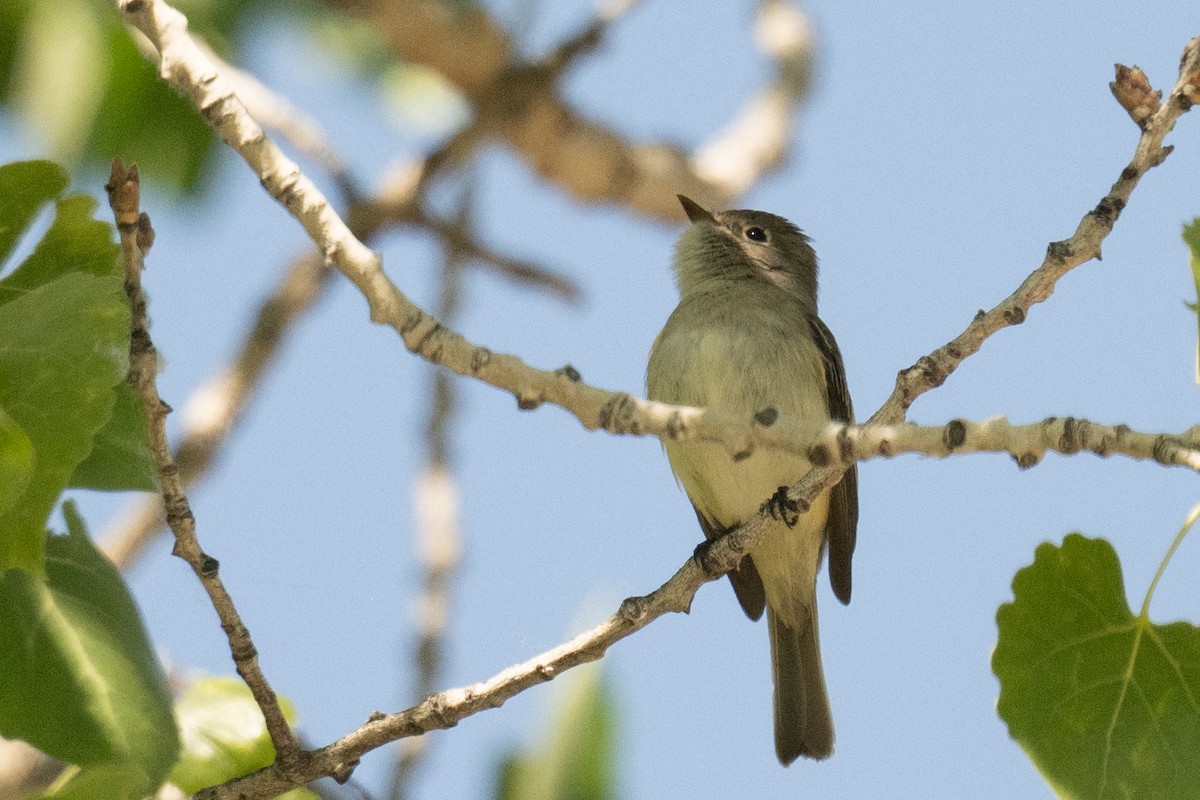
[646,194,858,765]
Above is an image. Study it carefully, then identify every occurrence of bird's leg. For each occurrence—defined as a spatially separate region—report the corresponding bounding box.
[764,486,801,527]
[692,539,724,576]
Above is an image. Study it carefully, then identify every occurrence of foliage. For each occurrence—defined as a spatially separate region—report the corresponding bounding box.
[171,677,317,800]
[1182,219,1200,383]
[0,503,178,800]
[495,663,618,800]
[994,533,1200,800]
[0,159,155,574]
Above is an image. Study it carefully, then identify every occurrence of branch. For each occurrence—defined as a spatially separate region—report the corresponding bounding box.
[104,159,302,772]
[324,0,813,218]
[387,182,471,800]
[803,417,1200,473]
[871,40,1200,426]
[99,250,334,569]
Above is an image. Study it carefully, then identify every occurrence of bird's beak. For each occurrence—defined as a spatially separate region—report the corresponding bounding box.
[677,195,716,225]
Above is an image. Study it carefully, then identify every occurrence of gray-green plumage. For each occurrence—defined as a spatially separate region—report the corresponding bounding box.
[647,195,857,765]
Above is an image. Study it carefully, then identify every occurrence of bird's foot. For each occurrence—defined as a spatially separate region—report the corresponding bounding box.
[692,539,723,576]
[764,486,800,528]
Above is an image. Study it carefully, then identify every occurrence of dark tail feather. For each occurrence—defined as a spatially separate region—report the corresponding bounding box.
[768,605,834,764]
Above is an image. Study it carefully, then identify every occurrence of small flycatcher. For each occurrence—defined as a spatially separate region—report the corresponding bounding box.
[646,195,858,765]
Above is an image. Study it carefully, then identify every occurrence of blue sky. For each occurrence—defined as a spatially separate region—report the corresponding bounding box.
[5,2,1200,798]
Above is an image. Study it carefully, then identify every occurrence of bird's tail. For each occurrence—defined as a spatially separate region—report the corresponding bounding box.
[768,603,834,764]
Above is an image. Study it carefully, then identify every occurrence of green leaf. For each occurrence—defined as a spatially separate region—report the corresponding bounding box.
[0,405,34,516]
[993,534,1200,800]
[0,171,120,305]
[0,272,129,572]
[171,676,314,799]
[1183,219,1200,385]
[0,160,68,268]
[495,663,617,800]
[70,383,158,492]
[0,503,179,798]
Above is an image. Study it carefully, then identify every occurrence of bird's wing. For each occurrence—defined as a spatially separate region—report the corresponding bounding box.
[806,313,858,606]
[693,504,767,620]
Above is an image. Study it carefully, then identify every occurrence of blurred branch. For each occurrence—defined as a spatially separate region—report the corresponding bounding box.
[0,738,60,800]
[691,0,814,196]
[105,159,300,768]
[387,180,471,800]
[323,0,813,218]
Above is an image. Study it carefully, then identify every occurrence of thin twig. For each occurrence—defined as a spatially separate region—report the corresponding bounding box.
[386,177,472,800]
[100,250,334,569]
[871,42,1200,427]
[104,158,302,774]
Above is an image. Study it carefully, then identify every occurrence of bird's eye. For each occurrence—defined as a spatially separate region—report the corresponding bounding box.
[745,226,767,242]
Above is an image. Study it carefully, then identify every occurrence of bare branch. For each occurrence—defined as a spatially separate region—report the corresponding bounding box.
[387,182,471,800]
[104,158,301,771]
[870,40,1200,427]
[802,417,1200,473]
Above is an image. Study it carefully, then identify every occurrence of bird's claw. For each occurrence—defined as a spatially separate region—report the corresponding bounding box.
[764,486,800,527]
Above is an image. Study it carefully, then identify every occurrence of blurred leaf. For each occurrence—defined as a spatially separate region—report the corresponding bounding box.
[10,0,107,164]
[0,272,128,572]
[0,0,254,194]
[993,534,1200,800]
[1183,219,1200,384]
[380,62,471,136]
[37,763,146,800]
[85,11,217,194]
[0,405,34,517]
[495,663,617,800]
[70,382,158,492]
[0,503,178,799]
[170,676,315,799]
